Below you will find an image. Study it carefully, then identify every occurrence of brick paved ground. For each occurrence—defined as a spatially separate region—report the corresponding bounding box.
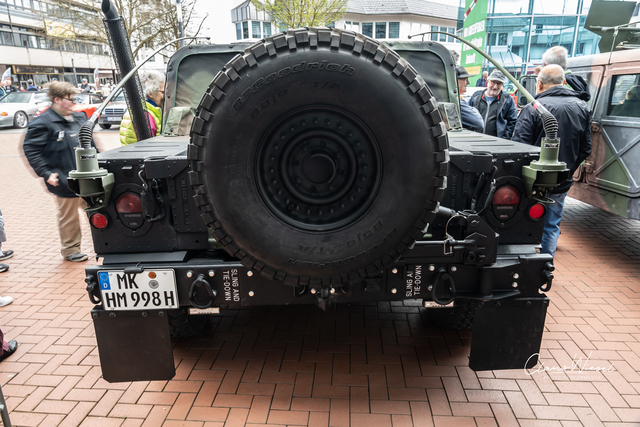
[1,129,640,426]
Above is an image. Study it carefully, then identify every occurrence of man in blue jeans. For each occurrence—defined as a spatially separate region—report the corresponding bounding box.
[512,64,592,257]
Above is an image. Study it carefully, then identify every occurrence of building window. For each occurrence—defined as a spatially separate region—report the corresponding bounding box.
[252,21,261,38]
[389,22,400,39]
[242,21,249,39]
[263,22,271,37]
[236,23,242,40]
[0,31,13,46]
[375,22,386,38]
[577,42,585,54]
[535,24,543,34]
[352,22,359,32]
[344,20,351,30]
[498,33,508,46]
[327,21,335,28]
[447,27,455,43]
[439,26,447,42]
[362,22,373,37]
[431,25,438,41]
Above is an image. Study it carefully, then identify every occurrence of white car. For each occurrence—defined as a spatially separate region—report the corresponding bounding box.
[0,92,51,128]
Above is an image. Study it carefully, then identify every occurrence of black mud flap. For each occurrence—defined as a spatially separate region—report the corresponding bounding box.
[92,308,175,382]
[469,297,548,371]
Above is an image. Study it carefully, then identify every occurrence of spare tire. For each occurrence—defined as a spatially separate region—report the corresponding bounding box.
[188,28,449,286]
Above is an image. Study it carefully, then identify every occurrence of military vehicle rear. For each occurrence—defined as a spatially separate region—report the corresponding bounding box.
[75,28,556,383]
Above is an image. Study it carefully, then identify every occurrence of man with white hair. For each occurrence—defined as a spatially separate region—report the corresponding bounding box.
[542,46,590,101]
[120,70,165,145]
[0,78,14,97]
[512,64,592,257]
[476,71,488,87]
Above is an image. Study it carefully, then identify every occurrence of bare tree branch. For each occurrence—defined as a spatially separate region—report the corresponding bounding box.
[39,0,207,59]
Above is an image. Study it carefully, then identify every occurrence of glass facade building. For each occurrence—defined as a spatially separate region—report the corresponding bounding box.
[485,0,602,73]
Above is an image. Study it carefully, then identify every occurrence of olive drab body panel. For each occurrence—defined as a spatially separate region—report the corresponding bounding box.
[568,49,640,219]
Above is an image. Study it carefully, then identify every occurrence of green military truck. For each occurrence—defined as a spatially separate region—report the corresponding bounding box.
[567,48,640,219]
[70,25,561,382]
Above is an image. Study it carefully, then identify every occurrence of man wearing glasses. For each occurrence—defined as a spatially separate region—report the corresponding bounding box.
[469,70,518,139]
[23,81,96,262]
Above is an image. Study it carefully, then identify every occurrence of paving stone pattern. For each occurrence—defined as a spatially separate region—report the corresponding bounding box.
[1,131,640,426]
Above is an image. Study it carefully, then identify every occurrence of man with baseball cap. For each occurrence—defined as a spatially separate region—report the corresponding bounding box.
[456,66,483,131]
[469,69,518,139]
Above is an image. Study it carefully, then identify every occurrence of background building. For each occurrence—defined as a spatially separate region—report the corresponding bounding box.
[225,0,462,52]
[484,0,601,73]
[0,0,115,89]
[337,0,461,49]
[231,0,272,41]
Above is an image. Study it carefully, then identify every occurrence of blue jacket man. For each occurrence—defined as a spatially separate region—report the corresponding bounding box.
[456,66,483,131]
[469,70,518,139]
[476,71,488,87]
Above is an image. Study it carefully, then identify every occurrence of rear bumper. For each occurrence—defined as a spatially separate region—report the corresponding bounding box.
[85,247,554,381]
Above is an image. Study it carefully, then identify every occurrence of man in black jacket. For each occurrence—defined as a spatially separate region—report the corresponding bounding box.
[23,82,93,262]
[512,64,592,257]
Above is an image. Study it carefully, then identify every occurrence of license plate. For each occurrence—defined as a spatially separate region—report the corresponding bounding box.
[106,117,121,121]
[97,269,178,311]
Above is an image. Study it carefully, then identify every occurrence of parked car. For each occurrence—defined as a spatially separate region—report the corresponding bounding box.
[97,90,126,129]
[0,91,51,128]
[34,92,103,121]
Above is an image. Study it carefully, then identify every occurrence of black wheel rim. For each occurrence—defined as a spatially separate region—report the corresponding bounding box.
[257,106,382,231]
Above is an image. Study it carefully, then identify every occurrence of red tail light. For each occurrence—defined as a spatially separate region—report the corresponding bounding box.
[529,203,546,220]
[493,185,520,205]
[90,213,108,229]
[116,193,142,213]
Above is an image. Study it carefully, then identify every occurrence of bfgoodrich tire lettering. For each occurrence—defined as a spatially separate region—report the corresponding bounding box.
[188,28,449,286]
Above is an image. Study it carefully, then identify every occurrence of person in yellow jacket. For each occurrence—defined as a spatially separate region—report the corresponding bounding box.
[120,70,165,145]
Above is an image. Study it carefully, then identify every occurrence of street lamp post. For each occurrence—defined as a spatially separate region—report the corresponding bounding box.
[71,58,78,86]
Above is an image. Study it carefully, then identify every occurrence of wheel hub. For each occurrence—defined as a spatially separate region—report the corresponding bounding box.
[257,107,382,231]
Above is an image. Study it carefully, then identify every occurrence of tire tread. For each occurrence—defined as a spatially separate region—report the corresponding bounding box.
[189,27,449,286]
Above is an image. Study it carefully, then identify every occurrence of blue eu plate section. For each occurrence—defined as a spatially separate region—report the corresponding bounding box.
[98,272,111,290]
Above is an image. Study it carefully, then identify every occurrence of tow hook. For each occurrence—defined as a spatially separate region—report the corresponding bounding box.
[189,274,216,309]
[316,287,332,311]
[431,268,456,305]
[540,262,555,292]
[85,275,102,305]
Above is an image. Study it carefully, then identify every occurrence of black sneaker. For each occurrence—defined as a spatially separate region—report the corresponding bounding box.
[65,253,88,262]
[0,250,13,261]
[0,340,18,362]
[0,263,7,273]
